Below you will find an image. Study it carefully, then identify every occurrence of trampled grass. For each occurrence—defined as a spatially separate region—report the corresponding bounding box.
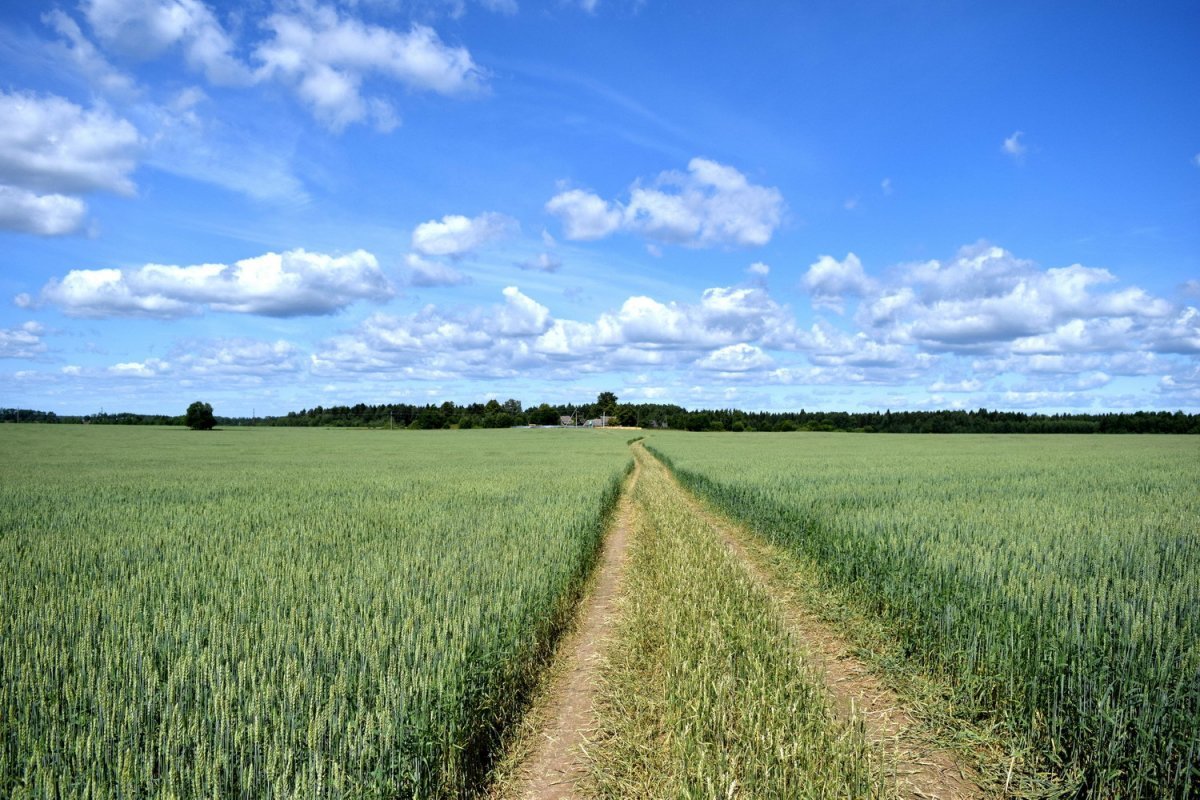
[0,425,631,798]
[589,446,882,798]
[645,432,1200,798]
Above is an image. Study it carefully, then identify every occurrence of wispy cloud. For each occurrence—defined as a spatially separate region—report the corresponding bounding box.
[1002,130,1027,163]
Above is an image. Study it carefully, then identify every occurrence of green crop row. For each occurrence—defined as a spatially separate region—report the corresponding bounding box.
[589,448,881,798]
[645,432,1200,798]
[0,426,631,798]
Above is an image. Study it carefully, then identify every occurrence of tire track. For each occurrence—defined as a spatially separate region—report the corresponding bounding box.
[638,446,987,800]
[504,454,642,799]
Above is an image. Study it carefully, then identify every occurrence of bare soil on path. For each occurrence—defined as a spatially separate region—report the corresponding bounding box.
[640,450,987,800]
[502,456,642,799]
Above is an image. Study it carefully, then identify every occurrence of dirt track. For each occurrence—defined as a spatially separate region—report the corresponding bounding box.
[507,444,984,799]
[505,457,641,799]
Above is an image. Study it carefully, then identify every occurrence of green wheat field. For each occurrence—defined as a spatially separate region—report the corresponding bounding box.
[2,426,1197,798]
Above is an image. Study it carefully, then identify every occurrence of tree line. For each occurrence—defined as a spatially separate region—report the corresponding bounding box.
[3,402,1198,434]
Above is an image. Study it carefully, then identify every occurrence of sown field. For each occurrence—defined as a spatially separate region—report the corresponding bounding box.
[0,426,631,798]
[645,432,1200,798]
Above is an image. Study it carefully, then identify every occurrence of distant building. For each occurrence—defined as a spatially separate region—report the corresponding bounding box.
[585,417,608,427]
[560,416,575,426]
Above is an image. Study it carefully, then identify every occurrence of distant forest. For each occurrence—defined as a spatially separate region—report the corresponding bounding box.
[4,401,1198,434]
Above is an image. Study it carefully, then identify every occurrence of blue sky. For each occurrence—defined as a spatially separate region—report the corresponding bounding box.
[1,0,1197,417]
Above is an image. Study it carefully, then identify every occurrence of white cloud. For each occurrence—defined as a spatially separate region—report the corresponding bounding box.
[109,358,170,378]
[82,0,252,85]
[291,244,1194,411]
[1011,317,1137,354]
[1149,306,1200,354]
[1159,363,1200,405]
[1192,153,1200,168]
[0,91,141,235]
[544,189,621,240]
[39,248,392,318]
[405,253,470,286]
[171,338,302,377]
[881,177,893,195]
[254,5,483,130]
[495,286,551,335]
[843,243,1177,354]
[695,343,773,372]
[929,378,983,393]
[0,188,88,236]
[798,320,913,368]
[0,322,48,358]
[546,158,784,248]
[411,212,516,256]
[1073,371,1112,390]
[307,282,799,382]
[747,262,770,277]
[1002,130,1027,162]
[531,285,798,366]
[802,253,874,312]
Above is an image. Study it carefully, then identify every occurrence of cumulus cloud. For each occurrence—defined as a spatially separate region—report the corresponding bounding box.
[82,0,253,85]
[287,242,1194,412]
[1150,306,1200,354]
[0,322,48,358]
[254,5,484,131]
[171,337,303,377]
[0,188,87,236]
[798,320,914,369]
[108,358,171,378]
[1159,363,1200,406]
[544,189,621,240]
[802,253,874,312]
[405,253,470,286]
[1011,317,1137,354]
[839,243,1177,355]
[0,91,141,235]
[538,286,795,355]
[308,282,799,383]
[64,1,484,131]
[695,343,773,372]
[495,286,551,335]
[1,93,139,183]
[38,248,392,318]
[411,212,516,256]
[546,158,784,248]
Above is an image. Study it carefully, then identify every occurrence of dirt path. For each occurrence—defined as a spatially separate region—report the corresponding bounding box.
[505,456,642,799]
[639,448,986,800]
